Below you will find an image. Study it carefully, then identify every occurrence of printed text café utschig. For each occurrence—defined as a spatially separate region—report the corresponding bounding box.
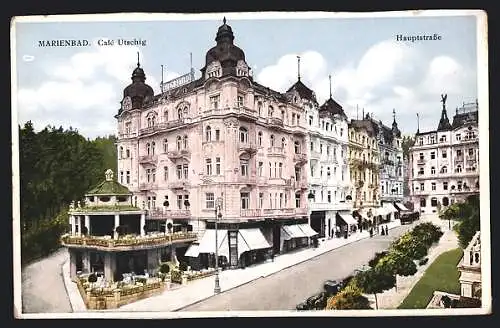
[38,38,147,47]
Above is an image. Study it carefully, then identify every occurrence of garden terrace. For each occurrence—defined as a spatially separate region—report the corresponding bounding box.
[61,231,198,251]
[69,205,144,215]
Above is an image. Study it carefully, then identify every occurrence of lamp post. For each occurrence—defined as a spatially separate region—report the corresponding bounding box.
[214,197,223,294]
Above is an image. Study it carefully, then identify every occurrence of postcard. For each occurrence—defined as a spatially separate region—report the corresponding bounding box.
[11,10,490,319]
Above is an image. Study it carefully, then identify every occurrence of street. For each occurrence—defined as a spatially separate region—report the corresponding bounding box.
[21,248,72,313]
[180,224,414,311]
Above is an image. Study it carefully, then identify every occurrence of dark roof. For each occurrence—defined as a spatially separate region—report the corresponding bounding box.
[87,179,131,196]
[120,63,154,115]
[349,119,379,136]
[318,97,347,119]
[437,108,452,131]
[286,80,318,104]
[253,81,290,103]
[451,110,478,128]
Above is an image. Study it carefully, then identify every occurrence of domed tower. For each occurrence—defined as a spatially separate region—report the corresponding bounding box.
[119,54,154,115]
[201,17,251,80]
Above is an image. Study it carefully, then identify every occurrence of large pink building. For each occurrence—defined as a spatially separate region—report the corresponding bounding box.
[115,18,316,270]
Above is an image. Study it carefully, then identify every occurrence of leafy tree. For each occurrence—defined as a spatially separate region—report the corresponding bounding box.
[376,251,417,291]
[410,222,443,247]
[353,266,396,309]
[457,211,480,249]
[368,251,388,268]
[391,232,428,260]
[401,135,415,158]
[326,285,371,310]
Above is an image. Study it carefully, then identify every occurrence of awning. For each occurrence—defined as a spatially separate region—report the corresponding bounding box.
[238,228,272,252]
[374,207,389,216]
[395,202,410,211]
[338,213,358,226]
[281,225,307,240]
[383,203,399,213]
[197,229,229,258]
[185,243,200,257]
[297,224,318,237]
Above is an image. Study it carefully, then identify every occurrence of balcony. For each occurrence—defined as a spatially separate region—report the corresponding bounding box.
[148,209,191,220]
[238,175,257,186]
[454,157,464,164]
[139,155,157,164]
[294,153,308,165]
[310,150,321,160]
[416,158,425,165]
[60,232,198,251]
[139,182,157,191]
[167,149,191,161]
[240,208,296,218]
[139,120,187,136]
[267,146,285,157]
[293,180,308,190]
[290,125,307,136]
[267,117,284,129]
[169,180,189,189]
[239,142,258,156]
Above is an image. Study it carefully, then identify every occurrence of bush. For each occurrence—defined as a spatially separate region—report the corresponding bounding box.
[419,258,429,266]
[326,285,371,310]
[159,263,170,274]
[411,222,443,247]
[179,262,188,272]
[135,277,147,284]
[368,251,388,268]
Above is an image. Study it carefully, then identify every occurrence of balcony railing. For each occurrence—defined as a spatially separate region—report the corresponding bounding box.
[416,158,425,164]
[148,209,191,220]
[169,180,189,189]
[294,153,308,164]
[267,146,285,156]
[267,117,284,128]
[240,208,298,218]
[139,120,186,136]
[293,180,308,189]
[167,149,191,160]
[139,182,157,191]
[238,175,257,185]
[454,157,464,163]
[239,142,258,154]
[60,232,198,250]
[310,151,321,160]
[139,155,158,164]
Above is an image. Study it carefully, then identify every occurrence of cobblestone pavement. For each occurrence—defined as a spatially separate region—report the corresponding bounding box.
[21,248,72,313]
[181,224,415,311]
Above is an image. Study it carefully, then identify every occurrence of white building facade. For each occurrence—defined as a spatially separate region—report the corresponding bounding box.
[409,97,479,213]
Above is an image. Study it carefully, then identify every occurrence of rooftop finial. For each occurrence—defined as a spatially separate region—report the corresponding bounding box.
[105,169,114,182]
[137,51,140,67]
[417,113,420,133]
[297,55,301,81]
[329,74,332,99]
[393,108,396,122]
[441,93,447,109]
[223,16,226,24]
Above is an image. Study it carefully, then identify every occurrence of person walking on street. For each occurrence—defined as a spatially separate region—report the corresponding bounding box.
[369,227,373,238]
[385,225,389,235]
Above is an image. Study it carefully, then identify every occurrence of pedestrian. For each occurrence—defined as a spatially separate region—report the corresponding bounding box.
[369,228,373,238]
[385,225,389,235]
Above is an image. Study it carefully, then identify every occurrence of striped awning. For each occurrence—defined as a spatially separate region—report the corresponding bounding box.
[297,224,318,237]
[338,213,358,225]
[395,202,410,211]
[185,243,200,257]
[383,203,399,213]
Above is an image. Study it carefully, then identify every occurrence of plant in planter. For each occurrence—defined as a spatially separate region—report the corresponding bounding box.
[167,222,173,234]
[179,262,188,272]
[88,273,97,288]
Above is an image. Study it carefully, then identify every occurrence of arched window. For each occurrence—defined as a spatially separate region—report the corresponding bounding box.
[183,135,188,149]
[176,136,182,151]
[257,102,262,116]
[119,146,123,159]
[294,141,300,154]
[239,127,248,143]
[164,110,168,122]
[151,142,156,155]
[205,126,212,142]
[177,108,183,120]
[441,166,448,174]
[442,197,449,206]
[146,143,151,155]
[456,165,462,173]
[163,139,168,153]
[431,166,436,174]
[126,149,130,158]
[431,197,438,207]
[268,106,274,117]
[183,106,188,117]
[420,198,426,207]
[270,134,275,147]
[281,137,286,149]
[258,131,263,146]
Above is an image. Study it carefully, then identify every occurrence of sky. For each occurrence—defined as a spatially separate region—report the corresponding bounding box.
[13,12,480,139]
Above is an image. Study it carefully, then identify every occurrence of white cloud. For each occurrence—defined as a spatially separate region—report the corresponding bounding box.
[17,43,177,138]
[256,40,475,134]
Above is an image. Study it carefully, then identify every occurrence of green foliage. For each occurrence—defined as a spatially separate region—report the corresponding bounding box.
[418,258,429,266]
[353,265,396,308]
[368,251,388,268]
[410,222,444,247]
[19,121,117,264]
[456,211,480,249]
[401,135,415,158]
[179,262,188,272]
[159,263,170,274]
[88,273,97,283]
[378,251,417,277]
[391,232,428,260]
[399,248,462,309]
[440,195,480,249]
[326,285,371,310]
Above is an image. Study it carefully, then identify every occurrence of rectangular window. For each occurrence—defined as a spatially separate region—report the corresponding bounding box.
[240,160,249,176]
[126,171,130,184]
[206,192,215,209]
[295,193,301,208]
[125,122,131,135]
[430,152,435,159]
[420,183,425,191]
[269,162,272,177]
[237,95,244,107]
[146,168,151,183]
[442,150,447,158]
[456,134,462,141]
[206,158,212,175]
[279,193,284,208]
[152,168,156,182]
[269,193,272,209]
[308,115,313,126]
[240,192,250,209]
[327,191,332,203]
[177,195,183,209]
[274,162,277,178]
[258,161,263,176]
[215,157,221,175]
[468,148,474,156]
[215,129,220,141]
[176,165,182,179]
[183,164,188,179]
[457,149,462,157]
[443,182,448,190]
[163,167,168,181]
[210,95,220,109]
[310,142,314,151]
[278,162,283,178]
[258,193,263,208]
[120,171,124,183]
[284,193,288,207]
[431,182,436,191]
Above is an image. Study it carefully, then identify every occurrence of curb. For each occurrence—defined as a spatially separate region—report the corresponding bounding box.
[60,259,75,313]
[172,223,403,312]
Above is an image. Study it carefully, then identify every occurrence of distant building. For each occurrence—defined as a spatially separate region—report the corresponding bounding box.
[409,96,479,213]
[458,231,482,299]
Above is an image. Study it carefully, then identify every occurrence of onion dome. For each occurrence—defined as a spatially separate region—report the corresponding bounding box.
[122,58,154,111]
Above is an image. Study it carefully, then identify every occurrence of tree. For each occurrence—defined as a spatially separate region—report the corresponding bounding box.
[326,285,371,310]
[457,211,480,249]
[401,135,415,158]
[353,266,396,309]
[376,251,417,291]
[410,222,444,247]
[391,232,428,260]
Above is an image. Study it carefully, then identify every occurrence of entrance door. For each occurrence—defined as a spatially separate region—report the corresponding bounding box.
[327,219,331,238]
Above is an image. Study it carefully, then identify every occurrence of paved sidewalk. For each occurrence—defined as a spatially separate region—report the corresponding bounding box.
[366,215,459,309]
[63,220,401,312]
[62,259,87,312]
